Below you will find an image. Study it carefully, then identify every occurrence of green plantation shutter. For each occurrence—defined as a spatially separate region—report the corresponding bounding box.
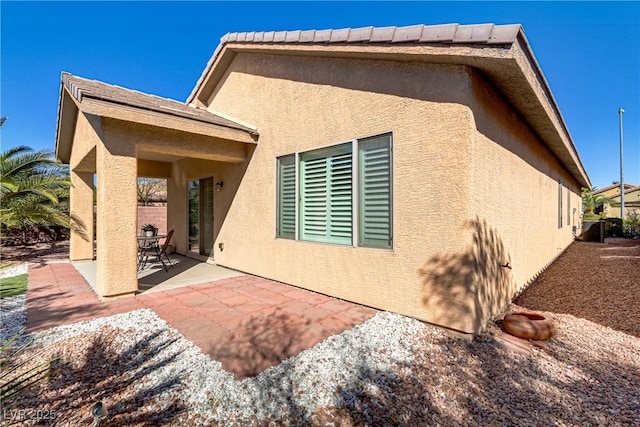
[277,155,296,238]
[558,182,563,228]
[300,153,328,242]
[358,135,392,247]
[300,144,352,244]
[328,149,353,243]
[567,187,571,226]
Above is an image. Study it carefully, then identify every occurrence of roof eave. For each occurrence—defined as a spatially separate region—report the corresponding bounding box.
[188,27,590,188]
[512,30,591,188]
[77,96,258,145]
[55,83,79,164]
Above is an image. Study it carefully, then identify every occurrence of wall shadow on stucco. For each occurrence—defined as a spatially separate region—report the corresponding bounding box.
[211,144,257,241]
[70,213,89,242]
[419,217,514,334]
[225,53,564,185]
[174,144,257,249]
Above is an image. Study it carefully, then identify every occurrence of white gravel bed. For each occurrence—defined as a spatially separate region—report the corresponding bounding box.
[0,262,28,279]
[3,295,640,426]
[0,264,29,346]
[0,294,27,346]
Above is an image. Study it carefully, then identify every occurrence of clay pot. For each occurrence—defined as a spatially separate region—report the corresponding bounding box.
[503,312,555,341]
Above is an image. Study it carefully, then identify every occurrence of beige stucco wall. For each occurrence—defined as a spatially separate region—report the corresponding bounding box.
[206,52,480,332]
[69,113,99,172]
[186,52,583,334]
[168,157,253,257]
[68,112,100,261]
[463,71,581,331]
[94,119,139,297]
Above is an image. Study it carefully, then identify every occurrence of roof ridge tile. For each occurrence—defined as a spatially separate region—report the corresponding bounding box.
[219,23,520,47]
[347,26,374,42]
[391,24,425,43]
[313,29,332,43]
[299,29,316,43]
[329,28,350,43]
[263,31,275,43]
[370,26,396,43]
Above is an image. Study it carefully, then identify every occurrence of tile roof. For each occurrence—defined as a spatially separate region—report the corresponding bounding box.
[593,182,637,195]
[184,22,590,189]
[188,23,521,105]
[61,73,257,135]
[221,23,522,46]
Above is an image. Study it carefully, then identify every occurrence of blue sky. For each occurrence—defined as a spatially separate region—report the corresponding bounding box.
[1,1,638,190]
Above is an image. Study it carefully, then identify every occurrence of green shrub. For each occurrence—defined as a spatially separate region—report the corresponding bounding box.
[605,218,624,237]
[623,210,640,238]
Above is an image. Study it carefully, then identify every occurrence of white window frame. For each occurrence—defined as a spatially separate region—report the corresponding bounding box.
[558,181,564,229]
[275,132,393,249]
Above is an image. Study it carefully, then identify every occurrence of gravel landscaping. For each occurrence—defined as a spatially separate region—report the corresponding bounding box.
[2,240,639,426]
[516,239,640,337]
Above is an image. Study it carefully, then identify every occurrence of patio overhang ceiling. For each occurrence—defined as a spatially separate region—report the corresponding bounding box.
[55,73,259,167]
[188,24,590,189]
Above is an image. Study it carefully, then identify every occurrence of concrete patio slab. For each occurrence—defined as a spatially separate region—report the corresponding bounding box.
[26,262,379,379]
[72,254,245,295]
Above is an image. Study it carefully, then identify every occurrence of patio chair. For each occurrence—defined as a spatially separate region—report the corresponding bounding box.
[157,229,174,272]
[137,237,159,271]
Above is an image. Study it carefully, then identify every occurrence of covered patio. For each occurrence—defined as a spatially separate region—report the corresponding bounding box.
[73,253,245,295]
[26,262,378,379]
[55,73,258,298]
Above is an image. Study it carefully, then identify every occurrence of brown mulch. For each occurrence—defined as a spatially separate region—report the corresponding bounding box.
[0,241,70,265]
[515,238,640,338]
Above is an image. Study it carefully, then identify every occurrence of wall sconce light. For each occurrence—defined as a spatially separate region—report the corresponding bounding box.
[215,181,224,191]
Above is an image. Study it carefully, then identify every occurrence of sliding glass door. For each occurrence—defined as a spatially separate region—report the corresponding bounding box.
[188,177,214,257]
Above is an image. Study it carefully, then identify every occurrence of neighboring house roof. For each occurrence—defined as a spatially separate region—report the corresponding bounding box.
[593,182,638,196]
[187,23,591,188]
[623,185,640,194]
[608,185,640,202]
[56,73,258,163]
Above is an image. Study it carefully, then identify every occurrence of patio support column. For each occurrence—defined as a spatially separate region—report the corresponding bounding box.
[167,161,187,254]
[95,136,138,297]
[69,171,94,261]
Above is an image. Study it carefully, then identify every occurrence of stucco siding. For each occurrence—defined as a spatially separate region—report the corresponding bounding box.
[465,70,580,330]
[206,53,478,331]
[69,113,99,172]
[94,119,139,297]
[170,157,253,258]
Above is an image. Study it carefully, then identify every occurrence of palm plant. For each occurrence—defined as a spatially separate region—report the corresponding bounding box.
[0,144,72,239]
[1,329,55,415]
[581,187,610,218]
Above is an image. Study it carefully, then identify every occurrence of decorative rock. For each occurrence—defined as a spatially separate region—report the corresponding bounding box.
[2,287,638,426]
[503,312,555,340]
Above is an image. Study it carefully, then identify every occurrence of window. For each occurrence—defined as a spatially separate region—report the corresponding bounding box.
[358,135,392,247]
[567,186,571,226]
[188,177,214,256]
[558,182,563,228]
[276,133,393,249]
[276,155,296,239]
[300,143,353,244]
